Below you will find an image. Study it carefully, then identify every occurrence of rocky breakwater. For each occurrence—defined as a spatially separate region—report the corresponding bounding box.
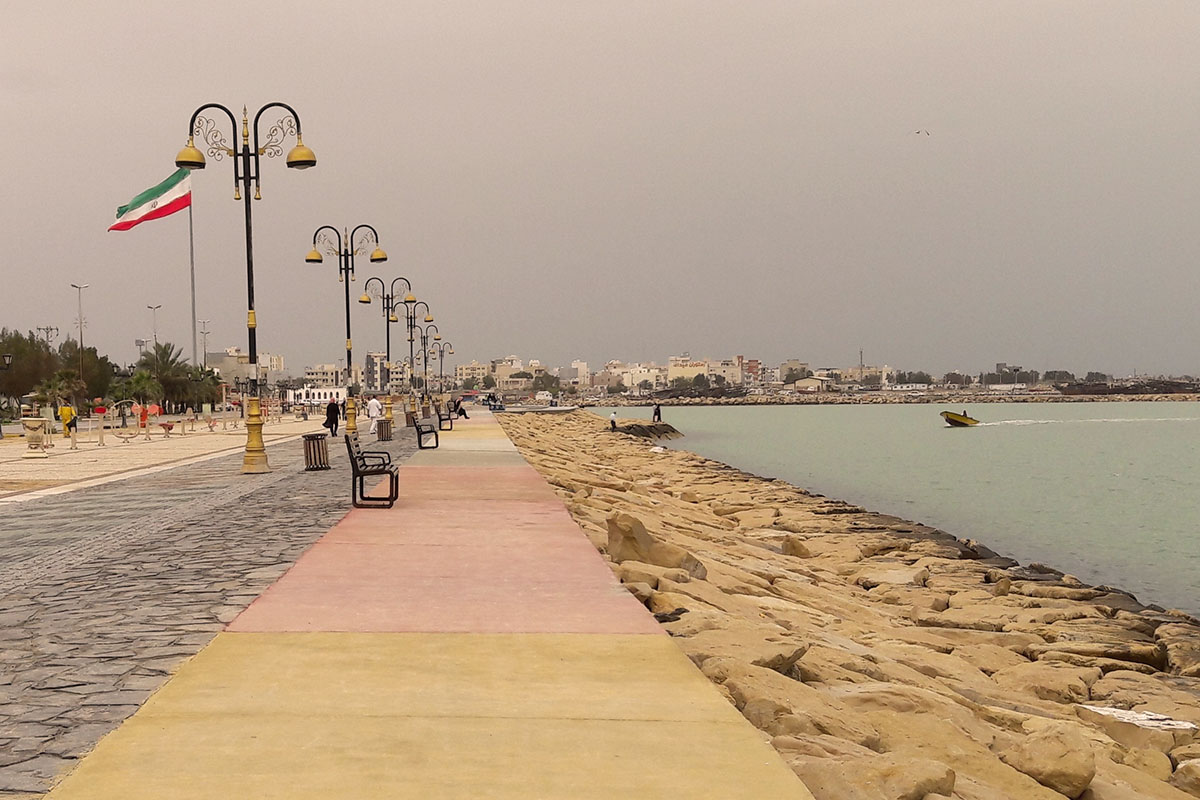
[497,410,1200,800]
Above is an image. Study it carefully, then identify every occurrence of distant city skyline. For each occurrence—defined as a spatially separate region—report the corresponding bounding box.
[4,3,1199,377]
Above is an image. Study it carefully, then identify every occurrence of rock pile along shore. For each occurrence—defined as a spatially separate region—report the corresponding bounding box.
[497,410,1200,800]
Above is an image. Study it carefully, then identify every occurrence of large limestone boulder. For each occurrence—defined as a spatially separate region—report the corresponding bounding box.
[1158,623,1200,677]
[952,643,1032,675]
[613,560,692,588]
[675,627,809,674]
[852,565,930,590]
[1171,759,1200,798]
[991,661,1102,705]
[782,535,813,558]
[1111,747,1172,781]
[701,658,882,749]
[605,512,707,578]
[790,754,955,800]
[1076,705,1198,753]
[999,723,1096,798]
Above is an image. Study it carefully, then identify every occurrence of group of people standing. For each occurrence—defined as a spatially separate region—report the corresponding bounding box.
[323,395,470,437]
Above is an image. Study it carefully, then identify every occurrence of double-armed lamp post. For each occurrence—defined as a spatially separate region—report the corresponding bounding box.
[399,300,432,395]
[359,276,412,393]
[175,102,316,473]
[430,340,454,395]
[416,323,440,398]
[305,225,387,432]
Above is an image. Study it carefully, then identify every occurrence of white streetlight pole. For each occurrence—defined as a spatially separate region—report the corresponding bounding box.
[70,283,89,380]
[199,319,210,370]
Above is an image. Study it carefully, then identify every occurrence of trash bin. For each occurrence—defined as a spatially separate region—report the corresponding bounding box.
[302,432,331,471]
[376,418,393,442]
[405,411,416,428]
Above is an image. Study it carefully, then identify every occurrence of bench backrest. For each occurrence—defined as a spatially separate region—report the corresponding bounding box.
[345,434,370,470]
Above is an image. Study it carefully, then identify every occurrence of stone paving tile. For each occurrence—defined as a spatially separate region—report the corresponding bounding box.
[0,431,418,797]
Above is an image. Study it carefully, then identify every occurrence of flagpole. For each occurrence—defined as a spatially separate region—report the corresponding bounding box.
[188,203,198,367]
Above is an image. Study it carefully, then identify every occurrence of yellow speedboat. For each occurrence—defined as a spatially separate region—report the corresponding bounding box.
[940,410,980,427]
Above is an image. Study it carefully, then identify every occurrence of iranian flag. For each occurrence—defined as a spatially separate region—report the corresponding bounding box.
[108,168,192,232]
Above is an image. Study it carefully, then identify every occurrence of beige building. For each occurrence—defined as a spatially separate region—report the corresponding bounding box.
[304,362,363,388]
[206,347,285,383]
[792,376,834,392]
[455,360,489,384]
[667,354,707,383]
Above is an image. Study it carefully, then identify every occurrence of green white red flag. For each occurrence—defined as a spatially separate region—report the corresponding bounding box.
[108,168,192,232]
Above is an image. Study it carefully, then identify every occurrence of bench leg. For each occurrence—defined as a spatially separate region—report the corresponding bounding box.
[353,472,400,509]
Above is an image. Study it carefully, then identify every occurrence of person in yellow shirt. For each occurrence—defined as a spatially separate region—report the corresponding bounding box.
[58,401,76,438]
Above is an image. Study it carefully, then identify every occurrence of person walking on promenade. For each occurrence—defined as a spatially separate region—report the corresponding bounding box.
[610,410,617,431]
[367,395,383,434]
[324,399,340,437]
[58,400,77,438]
[652,403,661,423]
[340,398,347,420]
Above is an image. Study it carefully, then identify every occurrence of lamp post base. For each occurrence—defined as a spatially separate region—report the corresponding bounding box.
[242,395,272,474]
[346,396,358,435]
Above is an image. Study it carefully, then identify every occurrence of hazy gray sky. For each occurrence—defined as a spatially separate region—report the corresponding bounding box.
[3,1,1198,376]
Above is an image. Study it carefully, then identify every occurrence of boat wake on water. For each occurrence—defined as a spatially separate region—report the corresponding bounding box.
[977,417,1200,427]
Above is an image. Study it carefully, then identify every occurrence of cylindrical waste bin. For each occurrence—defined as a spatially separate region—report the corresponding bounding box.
[302,432,331,470]
[405,411,416,428]
[376,418,393,441]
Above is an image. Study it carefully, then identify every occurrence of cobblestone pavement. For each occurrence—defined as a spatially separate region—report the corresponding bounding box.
[0,431,418,797]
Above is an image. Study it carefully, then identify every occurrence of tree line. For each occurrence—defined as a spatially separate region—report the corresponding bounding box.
[0,328,223,417]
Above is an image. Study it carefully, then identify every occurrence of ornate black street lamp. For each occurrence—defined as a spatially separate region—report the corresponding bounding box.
[430,340,453,395]
[175,102,316,473]
[359,276,412,392]
[416,323,440,399]
[403,301,432,395]
[305,225,386,434]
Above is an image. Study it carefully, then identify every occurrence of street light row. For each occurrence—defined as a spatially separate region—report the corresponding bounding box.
[172,101,452,474]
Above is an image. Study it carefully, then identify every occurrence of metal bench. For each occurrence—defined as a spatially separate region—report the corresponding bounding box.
[436,407,454,431]
[344,434,399,508]
[415,418,439,449]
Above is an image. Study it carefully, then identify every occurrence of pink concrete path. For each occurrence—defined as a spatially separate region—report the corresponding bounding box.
[46,409,811,798]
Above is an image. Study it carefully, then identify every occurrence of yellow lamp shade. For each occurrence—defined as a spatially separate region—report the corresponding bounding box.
[369,247,387,263]
[404,294,416,303]
[305,249,323,263]
[424,314,433,323]
[175,139,206,170]
[388,314,398,322]
[358,293,371,304]
[286,137,317,169]
[434,334,442,340]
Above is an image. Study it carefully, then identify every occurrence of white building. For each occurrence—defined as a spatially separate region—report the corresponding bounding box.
[287,384,348,408]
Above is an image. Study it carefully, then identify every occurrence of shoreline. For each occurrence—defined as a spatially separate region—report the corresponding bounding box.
[584,393,1200,407]
[498,409,1200,799]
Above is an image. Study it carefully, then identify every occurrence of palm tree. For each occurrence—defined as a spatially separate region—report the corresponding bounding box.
[127,370,164,404]
[34,370,87,407]
[137,342,189,405]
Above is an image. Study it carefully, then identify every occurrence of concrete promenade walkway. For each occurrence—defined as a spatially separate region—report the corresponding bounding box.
[44,410,810,798]
[0,416,319,502]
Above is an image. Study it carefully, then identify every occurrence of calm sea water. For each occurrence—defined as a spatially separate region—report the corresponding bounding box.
[593,403,1200,614]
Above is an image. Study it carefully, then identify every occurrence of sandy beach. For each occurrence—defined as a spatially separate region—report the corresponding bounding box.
[498,410,1200,799]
